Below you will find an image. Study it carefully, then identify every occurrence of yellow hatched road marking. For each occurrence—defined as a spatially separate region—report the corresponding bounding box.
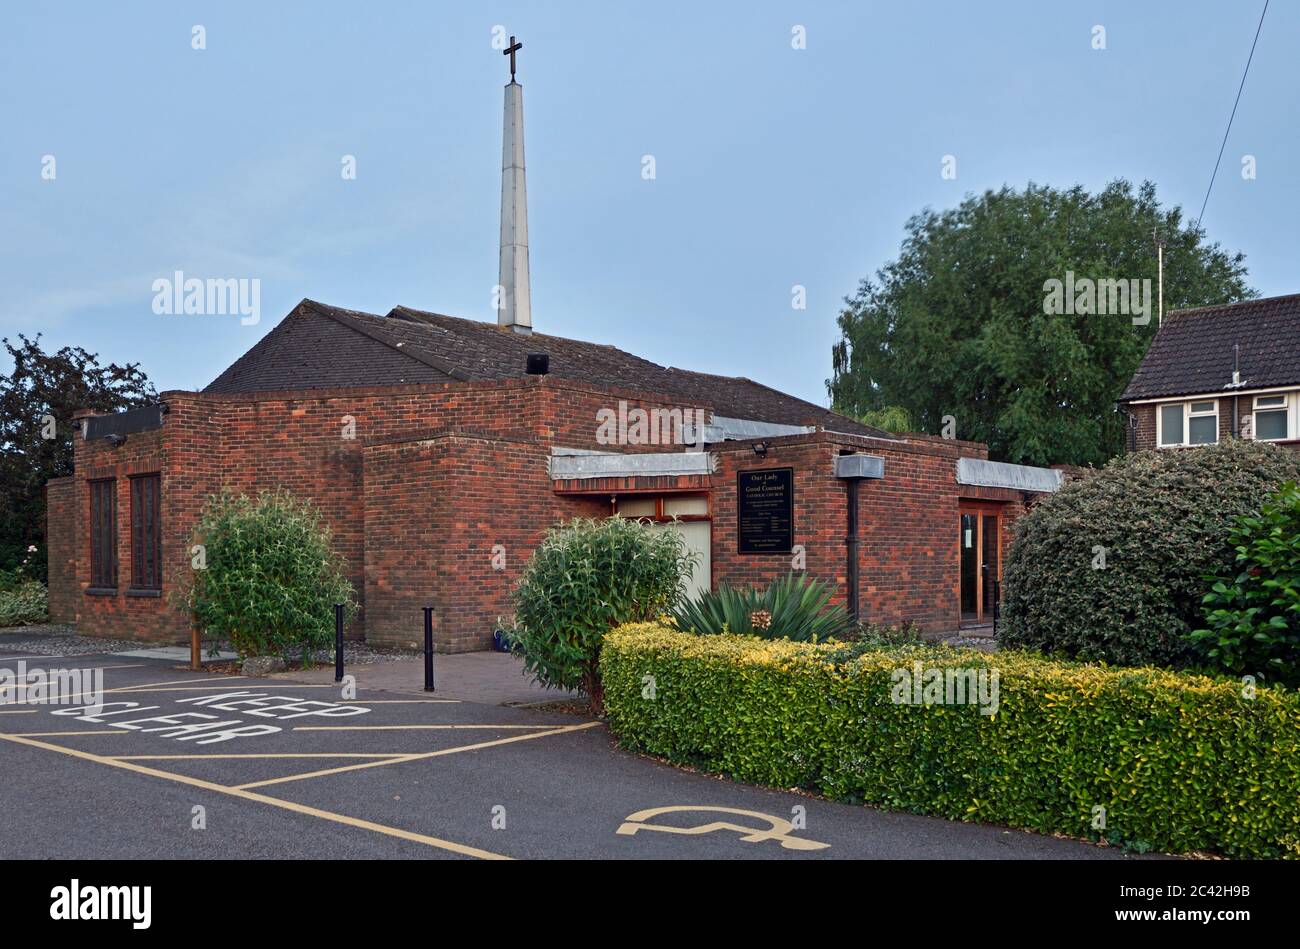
[57,675,252,704]
[234,721,603,790]
[0,731,511,860]
[295,724,566,731]
[108,684,342,693]
[113,675,249,692]
[110,753,412,761]
[0,662,151,671]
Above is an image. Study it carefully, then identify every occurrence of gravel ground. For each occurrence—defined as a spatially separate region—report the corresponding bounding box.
[305,642,425,665]
[0,624,146,656]
[0,624,428,664]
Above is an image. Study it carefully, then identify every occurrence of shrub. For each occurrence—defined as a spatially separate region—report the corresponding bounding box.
[671,572,856,642]
[0,579,48,626]
[1191,481,1300,687]
[1000,440,1300,668]
[601,623,1300,858]
[0,544,46,588]
[181,490,356,662]
[507,517,694,714]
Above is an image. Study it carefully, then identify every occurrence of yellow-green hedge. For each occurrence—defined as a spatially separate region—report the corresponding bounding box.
[600,623,1300,858]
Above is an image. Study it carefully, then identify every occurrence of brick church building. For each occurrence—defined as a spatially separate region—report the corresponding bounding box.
[43,48,1066,651]
[45,295,1063,649]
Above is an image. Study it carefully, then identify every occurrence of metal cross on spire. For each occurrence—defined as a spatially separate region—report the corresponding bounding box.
[504,35,522,82]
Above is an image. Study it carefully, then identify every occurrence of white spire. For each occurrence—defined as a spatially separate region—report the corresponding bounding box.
[498,70,531,333]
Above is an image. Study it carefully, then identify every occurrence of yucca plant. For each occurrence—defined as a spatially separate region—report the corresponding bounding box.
[672,572,856,642]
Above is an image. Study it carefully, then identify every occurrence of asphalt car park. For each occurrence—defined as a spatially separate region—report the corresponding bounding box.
[0,648,1143,860]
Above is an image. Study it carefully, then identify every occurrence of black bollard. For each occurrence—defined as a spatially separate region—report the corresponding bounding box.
[423,606,435,692]
[334,603,344,683]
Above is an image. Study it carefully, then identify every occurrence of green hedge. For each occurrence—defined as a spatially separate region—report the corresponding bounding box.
[601,624,1300,858]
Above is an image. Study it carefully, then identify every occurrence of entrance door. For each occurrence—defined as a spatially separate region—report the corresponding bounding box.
[653,520,711,600]
[958,504,1001,627]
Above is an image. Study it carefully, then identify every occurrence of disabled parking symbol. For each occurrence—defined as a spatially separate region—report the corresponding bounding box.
[616,805,830,851]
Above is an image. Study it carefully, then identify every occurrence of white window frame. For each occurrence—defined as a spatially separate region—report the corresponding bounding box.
[1157,399,1219,448]
[1251,392,1294,442]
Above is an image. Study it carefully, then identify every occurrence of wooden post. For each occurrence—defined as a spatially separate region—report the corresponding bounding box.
[190,624,201,671]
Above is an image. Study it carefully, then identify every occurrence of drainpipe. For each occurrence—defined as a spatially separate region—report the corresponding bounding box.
[834,453,885,625]
[846,479,860,624]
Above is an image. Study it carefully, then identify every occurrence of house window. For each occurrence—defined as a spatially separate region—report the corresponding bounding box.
[1158,400,1218,447]
[130,474,162,591]
[1253,395,1290,441]
[89,479,117,589]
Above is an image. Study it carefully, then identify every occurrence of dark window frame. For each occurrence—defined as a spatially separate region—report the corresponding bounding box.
[129,473,162,591]
[89,478,118,590]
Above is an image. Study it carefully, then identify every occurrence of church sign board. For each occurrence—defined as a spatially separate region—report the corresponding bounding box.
[737,468,794,554]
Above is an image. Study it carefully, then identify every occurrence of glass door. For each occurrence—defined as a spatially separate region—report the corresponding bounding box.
[958,505,1001,627]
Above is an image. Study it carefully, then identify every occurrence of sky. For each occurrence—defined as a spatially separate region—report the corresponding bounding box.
[0,0,1293,407]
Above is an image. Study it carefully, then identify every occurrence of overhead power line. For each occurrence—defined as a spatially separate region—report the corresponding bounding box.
[1196,0,1270,228]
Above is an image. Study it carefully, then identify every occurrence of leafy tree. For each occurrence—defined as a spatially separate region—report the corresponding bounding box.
[0,335,156,578]
[828,180,1253,465]
[1191,482,1300,687]
[853,405,916,435]
[507,517,694,715]
[180,490,357,662]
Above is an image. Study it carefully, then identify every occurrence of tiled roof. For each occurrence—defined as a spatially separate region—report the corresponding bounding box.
[204,299,888,438]
[1119,294,1300,402]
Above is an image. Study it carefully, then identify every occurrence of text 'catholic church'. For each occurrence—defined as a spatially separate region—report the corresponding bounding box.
[46,42,1065,649]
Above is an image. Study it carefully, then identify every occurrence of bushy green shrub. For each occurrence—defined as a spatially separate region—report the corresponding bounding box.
[602,623,1300,858]
[0,545,46,588]
[1001,440,1300,667]
[671,572,856,642]
[507,517,693,714]
[0,579,48,626]
[1192,481,1300,687]
[181,490,356,661]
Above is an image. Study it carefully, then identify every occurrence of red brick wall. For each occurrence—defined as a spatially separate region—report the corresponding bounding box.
[45,477,78,624]
[709,432,1025,633]
[71,424,181,642]
[362,432,605,650]
[65,380,689,648]
[60,378,1034,647]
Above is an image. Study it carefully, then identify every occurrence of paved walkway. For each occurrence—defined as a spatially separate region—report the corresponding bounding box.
[273,650,570,706]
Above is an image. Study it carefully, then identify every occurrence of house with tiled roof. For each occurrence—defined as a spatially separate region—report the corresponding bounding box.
[1118,294,1300,451]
